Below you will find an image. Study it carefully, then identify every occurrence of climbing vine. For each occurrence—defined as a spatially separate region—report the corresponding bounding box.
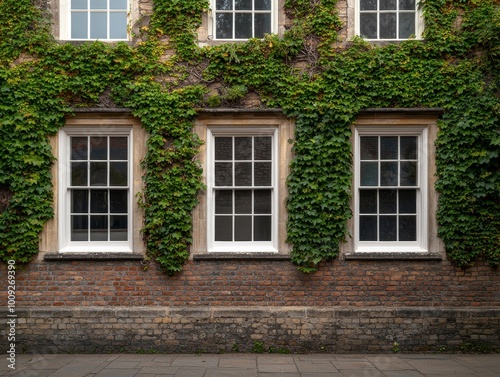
[0,0,498,273]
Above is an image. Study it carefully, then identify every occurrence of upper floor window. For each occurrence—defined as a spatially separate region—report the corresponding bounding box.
[357,0,422,40]
[60,0,129,40]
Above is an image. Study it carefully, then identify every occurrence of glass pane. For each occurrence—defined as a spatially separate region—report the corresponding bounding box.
[110,12,127,39]
[71,13,88,39]
[110,162,127,186]
[215,137,232,160]
[110,190,127,213]
[254,137,272,160]
[90,215,108,241]
[90,0,106,9]
[71,162,88,186]
[379,189,397,214]
[72,190,89,213]
[380,136,398,159]
[71,137,88,160]
[235,162,252,186]
[216,13,233,39]
[400,161,417,186]
[360,0,377,10]
[90,162,107,186]
[235,137,252,160]
[109,137,127,160]
[215,162,233,186]
[380,162,398,186]
[399,12,415,39]
[110,0,127,9]
[360,136,378,160]
[71,215,88,241]
[360,13,377,39]
[90,12,107,39]
[255,0,271,10]
[215,216,232,241]
[235,216,252,241]
[72,0,87,10]
[360,162,378,186]
[399,215,417,241]
[90,137,107,160]
[254,13,271,38]
[254,216,271,241]
[399,189,416,213]
[359,215,377,241]
[215,190,232,214]
[359,190,377,214]
[380,0,397,10]
[380,216,397,241]
[90,190,108,213]
[235,13,252,39]
[254,189,271,214]
[235,0,252,10]
[254,162,271,186]
[235,190,252,214]
[380,13,397,39]
[399,0,415,10]
[216,0,232,10]
[400,136,417,159]
[110,215,127,241]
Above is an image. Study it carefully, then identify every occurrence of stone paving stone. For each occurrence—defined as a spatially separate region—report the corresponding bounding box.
[106,360,141,369]
[171,355,219,367]
[94,369,139,377]
[49,358,115,377]
[331,360,376,370]
[219,355,257,368]
[257,355,296,364]
[383,371,425,377]
[138,366,180,374]
[301,373,343,377]
[205,367,258,377]
[256,373,300,377]
[258,361,299,373]
[405,358,478,375]
[453,355,500,370]
[339,369,385,377]
[173,367,207,377]
[295,360,339,373]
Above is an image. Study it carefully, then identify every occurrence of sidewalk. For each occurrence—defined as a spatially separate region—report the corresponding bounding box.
[1,353,499,377]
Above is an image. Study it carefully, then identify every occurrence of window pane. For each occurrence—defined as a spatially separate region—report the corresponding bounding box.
[399,215,417,241]
[90,215,108,241]
[235,0,252,10]
[90,162,107,185]
[399,12,415,39]
[90,190,108,213]
[90,137,107,160]
[110,12,127,39]
[380,13,397,39]
[110,190,127,213]
[235,190,252,214]
[254,162,271,186]
[400,161,417,186]
[71,13,88,39]
[215,162,233,186]
[380,161,398,186]
[71,162,88,186]
[360,13,377,39]
[235,137,252,160]
[360,162,378,186]
[379,189,397,213]
[110,215,127,241]
[215,137,232,160]
[216,0,232,10]
[380,216,397,241]
[72,0,87,9]
[215,216,232,241]
[380,136,398,159]
[235,162,252,186]
[399,189,416,213]
[71,137,88,160]
[235,13,252,39]
[360,0,377,10]
[109,137,128,160]
[71,215,88,241]
[400,136,417,159]
[254,13,271,38]
[359,216,377,241]
[235,216,252,241]
[399,0,415,10]
[254,216,271,241]
[110,0,127,9]
[359,190,377,214]
[254,137,271,160]
[360,136,378,160]
[254,189,271,214]
[255,0,271,10]
[90,12,107,39]
[216,13,233,39]
[380,0,397,10]
[90,0,106,9]
[72,190,89,213]
[110,162,127,186]
[215,190,233,214]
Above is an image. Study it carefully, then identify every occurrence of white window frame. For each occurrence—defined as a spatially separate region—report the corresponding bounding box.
[58,126,133,252]
[210,0,278,41]
[355,0,424,41]
[354,125,428,252]
[59,0,130,41]
[207,126,279,252]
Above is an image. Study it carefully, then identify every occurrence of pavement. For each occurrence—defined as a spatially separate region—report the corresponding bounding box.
[1,353,499,377]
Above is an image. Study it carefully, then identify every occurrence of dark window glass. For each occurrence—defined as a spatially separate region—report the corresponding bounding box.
[360,136,378,160]
[109,137,128,160]
[110,190,127,213]
[254,137,272,160]
[216,0,232,10]
[379,189,397,214]
[399,12,415,39]
[359,190,377,214]
[360,13,378,39]
[90,215,108,241]
[110,215,127,241]
[255,0,271,10]
[235,137,252,160]
[235,190,252,214]
[380,0,397,10]
[90,137,107,160]
[71,162,88,186]
[215,162,233,186]
[380,215,397,241]
[360,0,377,10]
[215,216,232,241]
[71,137,88,160]
[400,136,417,159]
[360,162,378,186]
[380,13,397,39]
[400,161,417,186]
[380,161,398,186]
[235,13,252,39]
[110,162,127,186]
[254,162,271,186]
[90,162,107,186]
[254,216,271,241]
[235,216,252,241]
[380,136,398,159]
[399,189,416,213]
[360,215,377,241]
[215,137,233,160]
[399,215,417,241]
[90,190,108,213]
[215,190,233,214]
[216,13,233,39]
[72,190,89,213]
[254,189,271,214]
[399,0,415,10]
[254,13,271,38]
[235,162,252,186]
[71,215,88,241]
[235,0,252,10]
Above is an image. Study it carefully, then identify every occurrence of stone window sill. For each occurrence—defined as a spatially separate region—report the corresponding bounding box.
[43,252,144,261]
[193,253,290,261]
[344,252,442,261]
